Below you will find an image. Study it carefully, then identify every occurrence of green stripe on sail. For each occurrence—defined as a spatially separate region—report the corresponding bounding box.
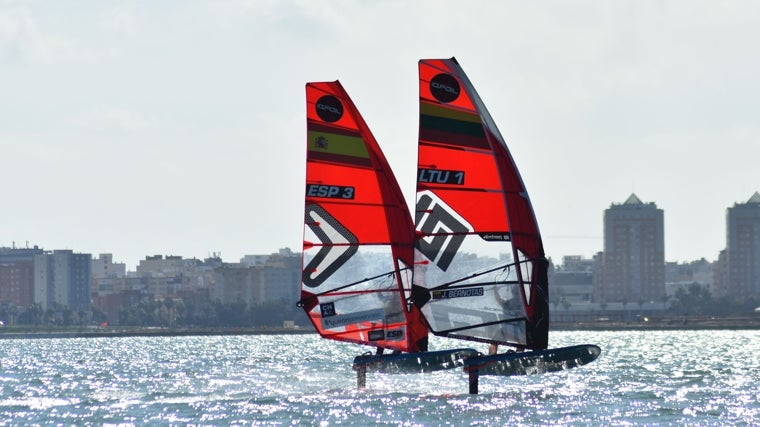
[420,114,486,139]
[421,102,481,124]
[308,131,370,159]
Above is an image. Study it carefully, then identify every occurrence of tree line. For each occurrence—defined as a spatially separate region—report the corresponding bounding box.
[3,285,756,328]
[117,297,309,329]
[2,297,310,329]
[668,284,759,317]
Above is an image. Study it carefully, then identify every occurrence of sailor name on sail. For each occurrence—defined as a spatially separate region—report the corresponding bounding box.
[432,287,485,299]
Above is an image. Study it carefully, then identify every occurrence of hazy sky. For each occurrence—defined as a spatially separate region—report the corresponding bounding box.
[2,1,759,269]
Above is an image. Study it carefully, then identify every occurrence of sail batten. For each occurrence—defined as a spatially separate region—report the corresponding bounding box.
[301,81,429,353]
[413,58,549,351]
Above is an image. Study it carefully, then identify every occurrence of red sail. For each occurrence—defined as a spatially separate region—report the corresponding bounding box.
[300,81,428,353]
[413,58,549,350]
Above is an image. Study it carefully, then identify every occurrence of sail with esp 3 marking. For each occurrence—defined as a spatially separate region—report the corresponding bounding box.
[299,81,428,353]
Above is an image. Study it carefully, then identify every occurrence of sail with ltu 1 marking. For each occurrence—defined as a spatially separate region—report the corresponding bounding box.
[412,58,549,351]
[299,81,429,353]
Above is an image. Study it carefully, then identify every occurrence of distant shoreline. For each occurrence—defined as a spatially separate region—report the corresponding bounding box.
[0,327,316,340]
[0,317,758,340]
[551,321,760,331]
[554,314,760,331]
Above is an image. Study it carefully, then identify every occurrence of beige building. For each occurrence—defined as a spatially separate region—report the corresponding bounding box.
[718,192,760,297]
[593,194,665,304]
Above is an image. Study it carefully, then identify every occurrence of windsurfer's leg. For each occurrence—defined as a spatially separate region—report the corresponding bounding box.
[488,343,498,355]
[376,347,384,355]
[416,336,429,352]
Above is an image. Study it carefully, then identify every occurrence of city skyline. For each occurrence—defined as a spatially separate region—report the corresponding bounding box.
[3,2,760,270]
[4,190,754,271]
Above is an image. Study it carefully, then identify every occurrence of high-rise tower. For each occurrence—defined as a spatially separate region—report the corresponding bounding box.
[722,192,760,297]
[594,194,665,304]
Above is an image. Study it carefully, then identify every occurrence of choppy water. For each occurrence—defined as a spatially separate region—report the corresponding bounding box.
[0,330,758,426]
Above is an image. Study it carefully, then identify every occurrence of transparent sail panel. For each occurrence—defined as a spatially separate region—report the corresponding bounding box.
[414,232,527,344]
[303,244,397,295]
[304,245,410,343]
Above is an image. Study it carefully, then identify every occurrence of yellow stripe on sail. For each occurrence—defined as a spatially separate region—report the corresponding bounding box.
[420,102,480,124]
[308,131,370,159]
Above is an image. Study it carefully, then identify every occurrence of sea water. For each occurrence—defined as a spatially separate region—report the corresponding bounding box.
[0,330,757,426]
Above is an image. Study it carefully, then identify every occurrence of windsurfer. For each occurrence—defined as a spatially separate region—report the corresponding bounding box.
[488,343,525,355]
[376,347,401,355]
[489,283,526,355]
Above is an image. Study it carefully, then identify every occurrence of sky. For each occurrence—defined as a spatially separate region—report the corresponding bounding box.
[2,1,759,270]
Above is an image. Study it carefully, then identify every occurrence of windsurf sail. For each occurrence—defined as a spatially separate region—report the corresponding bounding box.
[299,81,429,353]
[412,57,549,350]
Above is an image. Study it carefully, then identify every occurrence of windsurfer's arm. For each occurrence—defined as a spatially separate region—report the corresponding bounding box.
[493,287,506,306]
